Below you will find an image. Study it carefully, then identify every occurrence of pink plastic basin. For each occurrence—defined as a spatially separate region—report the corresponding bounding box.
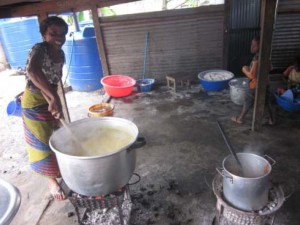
[101,75,136,97]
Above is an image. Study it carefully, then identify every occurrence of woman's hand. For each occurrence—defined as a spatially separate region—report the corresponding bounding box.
[242,61,258,79]
[242,66,250,74]
[48,97,62,119]
[52,111,62,119]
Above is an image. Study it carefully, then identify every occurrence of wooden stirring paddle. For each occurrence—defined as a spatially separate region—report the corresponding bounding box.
[59,118,86,153]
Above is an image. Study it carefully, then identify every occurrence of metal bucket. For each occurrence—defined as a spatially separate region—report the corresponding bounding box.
[49,117,145,196]
[229,78,249,105]
[217,153,276,211]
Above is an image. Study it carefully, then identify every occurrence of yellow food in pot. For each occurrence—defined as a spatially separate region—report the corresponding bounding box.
[61,126,135,157]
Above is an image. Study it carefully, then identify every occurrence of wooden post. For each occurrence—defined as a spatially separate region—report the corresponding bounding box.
[222,0,231,70]
[58,80,71,123]
[37,12,48,25]
[72,11,80,32]
[90,4,110,76]
[162,0,167,10]
[252,0,278,131]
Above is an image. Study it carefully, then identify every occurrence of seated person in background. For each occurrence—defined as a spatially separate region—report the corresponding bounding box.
[231,36,274,125]
[283,55,300,89]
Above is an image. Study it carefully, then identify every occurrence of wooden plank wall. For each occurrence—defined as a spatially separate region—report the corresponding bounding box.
[99,5,224,81]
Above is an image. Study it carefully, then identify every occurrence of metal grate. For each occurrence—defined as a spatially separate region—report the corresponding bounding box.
[67,187,126,210]
[212,174,285,225]
[60,181,130,225]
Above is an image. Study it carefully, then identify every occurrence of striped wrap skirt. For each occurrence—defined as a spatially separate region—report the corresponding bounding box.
[21,88,60,178]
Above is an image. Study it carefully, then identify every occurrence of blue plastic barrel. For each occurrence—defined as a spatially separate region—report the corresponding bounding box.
[0,17,42,69]
[63,27,103,92]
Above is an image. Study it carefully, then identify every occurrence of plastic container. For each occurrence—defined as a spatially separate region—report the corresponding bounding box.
[101,75,136,97]
[198,69,234,91]
[136,78,155,92]
[88,103,114,117]
[229,78,249,105]
[280,89,294,102]
[63,27,103,92]
[6,98,22,117]
[0,17,42,69]
[275,92,300,112]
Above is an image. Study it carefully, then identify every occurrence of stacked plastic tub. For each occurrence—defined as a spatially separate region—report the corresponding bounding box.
[63,26,103,92]
[0,17,42,69]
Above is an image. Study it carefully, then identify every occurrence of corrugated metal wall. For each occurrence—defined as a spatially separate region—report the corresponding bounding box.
[271,0,300,71]
[227,0,300,74]
[100,5,224,81]
[227,0,261,77]
[277,0,300,11]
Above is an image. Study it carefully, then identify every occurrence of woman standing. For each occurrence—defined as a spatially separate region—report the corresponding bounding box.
[21,16,68,200]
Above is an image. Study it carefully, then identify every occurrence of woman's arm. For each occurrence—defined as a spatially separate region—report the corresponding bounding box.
[283,65,294,77]
[242,60,258,79]
[27,49,62,118]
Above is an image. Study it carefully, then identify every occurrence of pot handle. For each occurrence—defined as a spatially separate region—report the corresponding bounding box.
[264,155,276,166]
[216,167,233,184]
[127,137,146,151]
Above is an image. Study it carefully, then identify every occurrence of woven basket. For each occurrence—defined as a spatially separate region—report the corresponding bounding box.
[88,103,114,117]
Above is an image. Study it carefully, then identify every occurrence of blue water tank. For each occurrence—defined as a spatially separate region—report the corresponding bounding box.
[63,26,103,92]
[0,17,42,69]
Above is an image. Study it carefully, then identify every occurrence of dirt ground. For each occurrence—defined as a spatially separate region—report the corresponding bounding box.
[1,70,300,225]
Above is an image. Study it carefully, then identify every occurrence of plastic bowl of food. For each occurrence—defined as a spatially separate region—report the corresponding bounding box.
[198,69,234,91]
[101,75,136,97]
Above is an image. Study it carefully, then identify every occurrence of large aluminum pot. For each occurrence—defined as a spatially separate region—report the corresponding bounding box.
[217,153,276,211]
[49,117,145,196]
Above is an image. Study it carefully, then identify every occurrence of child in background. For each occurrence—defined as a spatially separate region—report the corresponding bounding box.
[283,56,300,89]
[231,36,274,125]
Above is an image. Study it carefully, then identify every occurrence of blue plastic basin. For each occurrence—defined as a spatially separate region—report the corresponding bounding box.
[198,70,234,91]
[275,92,300,112]
[136,78,155,92]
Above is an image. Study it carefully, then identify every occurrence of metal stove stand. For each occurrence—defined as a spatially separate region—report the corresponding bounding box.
[212,174,285,225]
[61,181,130,225]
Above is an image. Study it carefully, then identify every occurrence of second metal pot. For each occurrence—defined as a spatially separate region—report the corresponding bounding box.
[217,153,275,211]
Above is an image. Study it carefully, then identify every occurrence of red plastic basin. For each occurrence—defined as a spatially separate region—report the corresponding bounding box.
[101,75,136,97]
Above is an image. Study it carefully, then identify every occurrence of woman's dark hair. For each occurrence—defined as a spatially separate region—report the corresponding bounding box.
[253,35,260,44]
[40,16,68,35]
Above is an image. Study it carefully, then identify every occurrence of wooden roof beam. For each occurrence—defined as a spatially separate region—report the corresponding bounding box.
[10,0,141,18]
[0,0,40,7]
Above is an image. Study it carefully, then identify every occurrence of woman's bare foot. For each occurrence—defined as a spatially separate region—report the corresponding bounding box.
[48,178,65,201]
[231,116,243,124]
[268,117,275,125]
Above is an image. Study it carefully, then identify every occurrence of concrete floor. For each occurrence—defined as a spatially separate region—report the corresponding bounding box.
[1,71,300,225]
